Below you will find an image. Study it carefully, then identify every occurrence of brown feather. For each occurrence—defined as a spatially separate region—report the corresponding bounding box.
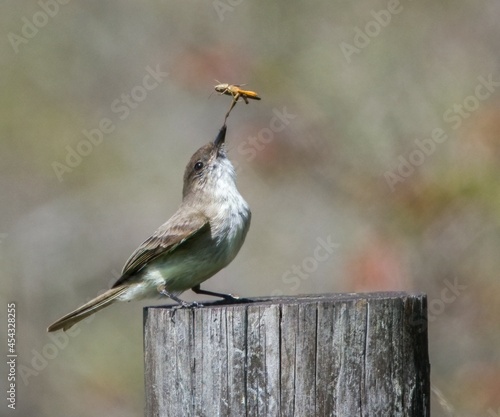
[112,211,210,287]
[47,285,129,332]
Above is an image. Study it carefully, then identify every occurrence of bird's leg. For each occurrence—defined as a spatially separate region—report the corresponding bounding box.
[192,284,251,304]
[157,285,201,308]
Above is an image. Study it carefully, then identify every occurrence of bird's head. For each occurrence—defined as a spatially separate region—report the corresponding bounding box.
[182,125,237,200]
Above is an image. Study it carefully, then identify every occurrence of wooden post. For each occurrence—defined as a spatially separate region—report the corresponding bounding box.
[144,292,429,417]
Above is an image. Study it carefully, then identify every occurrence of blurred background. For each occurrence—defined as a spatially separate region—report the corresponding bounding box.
[1,0,500,415]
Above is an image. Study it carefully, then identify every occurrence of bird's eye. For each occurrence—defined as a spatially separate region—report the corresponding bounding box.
[194,161,204,171]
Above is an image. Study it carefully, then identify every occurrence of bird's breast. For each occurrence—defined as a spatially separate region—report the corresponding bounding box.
[212,190,251,266]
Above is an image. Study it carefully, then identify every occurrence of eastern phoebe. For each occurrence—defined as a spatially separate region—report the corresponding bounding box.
[47,124,251,332]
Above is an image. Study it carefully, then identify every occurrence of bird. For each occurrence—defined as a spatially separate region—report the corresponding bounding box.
[47,124,251,332]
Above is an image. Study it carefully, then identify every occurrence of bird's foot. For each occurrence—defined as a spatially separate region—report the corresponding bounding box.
[158,286,203,309]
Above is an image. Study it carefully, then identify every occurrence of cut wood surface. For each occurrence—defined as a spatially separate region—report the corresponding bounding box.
[144,292,429,417]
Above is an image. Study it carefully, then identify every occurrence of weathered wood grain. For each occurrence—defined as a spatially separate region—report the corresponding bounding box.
[144,292,429,417]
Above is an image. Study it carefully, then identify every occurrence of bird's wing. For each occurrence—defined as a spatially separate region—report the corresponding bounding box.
[112,209,210,287]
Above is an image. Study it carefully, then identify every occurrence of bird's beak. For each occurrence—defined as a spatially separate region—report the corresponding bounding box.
[214,124,227,148]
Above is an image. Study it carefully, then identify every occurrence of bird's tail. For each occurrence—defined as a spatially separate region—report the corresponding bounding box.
[47,285,129,332]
